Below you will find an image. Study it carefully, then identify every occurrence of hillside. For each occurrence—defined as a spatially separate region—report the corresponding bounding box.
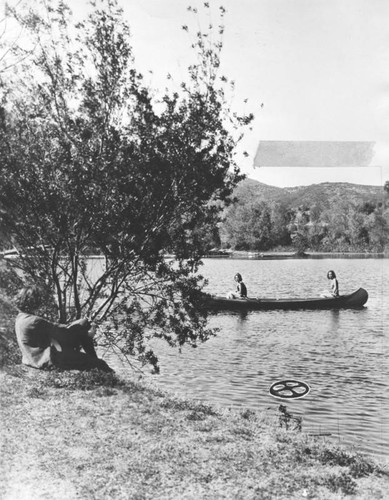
[232,178,285,202]
[234,178,384,210]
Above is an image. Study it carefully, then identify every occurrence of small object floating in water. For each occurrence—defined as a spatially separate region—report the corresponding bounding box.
[269,380,310,399]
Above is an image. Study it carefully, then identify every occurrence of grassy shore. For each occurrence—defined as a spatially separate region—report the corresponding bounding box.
[1,364,388,500]
[1,293,388,499]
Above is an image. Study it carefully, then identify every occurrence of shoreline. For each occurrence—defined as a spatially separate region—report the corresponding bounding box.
[207,251,387,260]
[1,365,388,499]
[2,251,387,261]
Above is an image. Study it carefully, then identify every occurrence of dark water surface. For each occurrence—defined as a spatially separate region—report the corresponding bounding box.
[136,258,388,460]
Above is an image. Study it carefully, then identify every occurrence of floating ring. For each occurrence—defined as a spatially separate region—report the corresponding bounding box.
[269,380,310,399]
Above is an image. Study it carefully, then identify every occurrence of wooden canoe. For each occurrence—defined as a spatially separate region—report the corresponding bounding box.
[205,287,368,311]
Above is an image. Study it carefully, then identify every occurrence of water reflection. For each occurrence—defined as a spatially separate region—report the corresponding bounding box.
[237,310,249,322]
[329,309,340,327]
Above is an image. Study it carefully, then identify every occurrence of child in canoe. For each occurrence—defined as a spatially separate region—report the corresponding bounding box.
[321,270,339,297]
[227,273,247,299]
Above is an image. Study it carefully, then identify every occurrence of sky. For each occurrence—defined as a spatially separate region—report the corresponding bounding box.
[2,0,389,187]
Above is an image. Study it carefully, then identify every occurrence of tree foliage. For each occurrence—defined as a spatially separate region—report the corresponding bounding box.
[221,201,273,250]
[0,0,253,371]
[220,183,389,253]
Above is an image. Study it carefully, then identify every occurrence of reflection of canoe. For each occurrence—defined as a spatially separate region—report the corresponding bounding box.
[205,288,368,311]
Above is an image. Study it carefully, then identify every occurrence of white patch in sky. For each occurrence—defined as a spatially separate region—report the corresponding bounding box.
[254,141,375,168]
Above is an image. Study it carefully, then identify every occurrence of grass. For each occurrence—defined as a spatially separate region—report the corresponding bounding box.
[1,366,388,500]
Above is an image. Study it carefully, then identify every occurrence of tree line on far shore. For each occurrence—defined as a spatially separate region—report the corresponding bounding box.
[203,180,389,254]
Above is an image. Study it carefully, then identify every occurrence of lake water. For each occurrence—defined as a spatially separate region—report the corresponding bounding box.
[119,258,388,460]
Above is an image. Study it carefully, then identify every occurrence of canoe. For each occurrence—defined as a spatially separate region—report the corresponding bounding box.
[204,287,368,311]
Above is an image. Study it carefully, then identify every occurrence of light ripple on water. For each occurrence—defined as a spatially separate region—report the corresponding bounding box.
[143,259,389,457]
[105,258,388,459]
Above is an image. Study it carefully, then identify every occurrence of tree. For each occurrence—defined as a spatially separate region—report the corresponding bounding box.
[221,201,272,250]
[287,206,310,255]
[0,0,252,371]
[0,0,36,74]
[269,202,291,248]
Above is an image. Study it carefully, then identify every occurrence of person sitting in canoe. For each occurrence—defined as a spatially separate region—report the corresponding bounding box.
[227,273,247,299]
[327,270,339,296]
[321,270,339,298]
[14,285,113,372]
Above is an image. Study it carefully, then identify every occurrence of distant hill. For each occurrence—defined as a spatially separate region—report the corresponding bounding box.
[233,178,383,210]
